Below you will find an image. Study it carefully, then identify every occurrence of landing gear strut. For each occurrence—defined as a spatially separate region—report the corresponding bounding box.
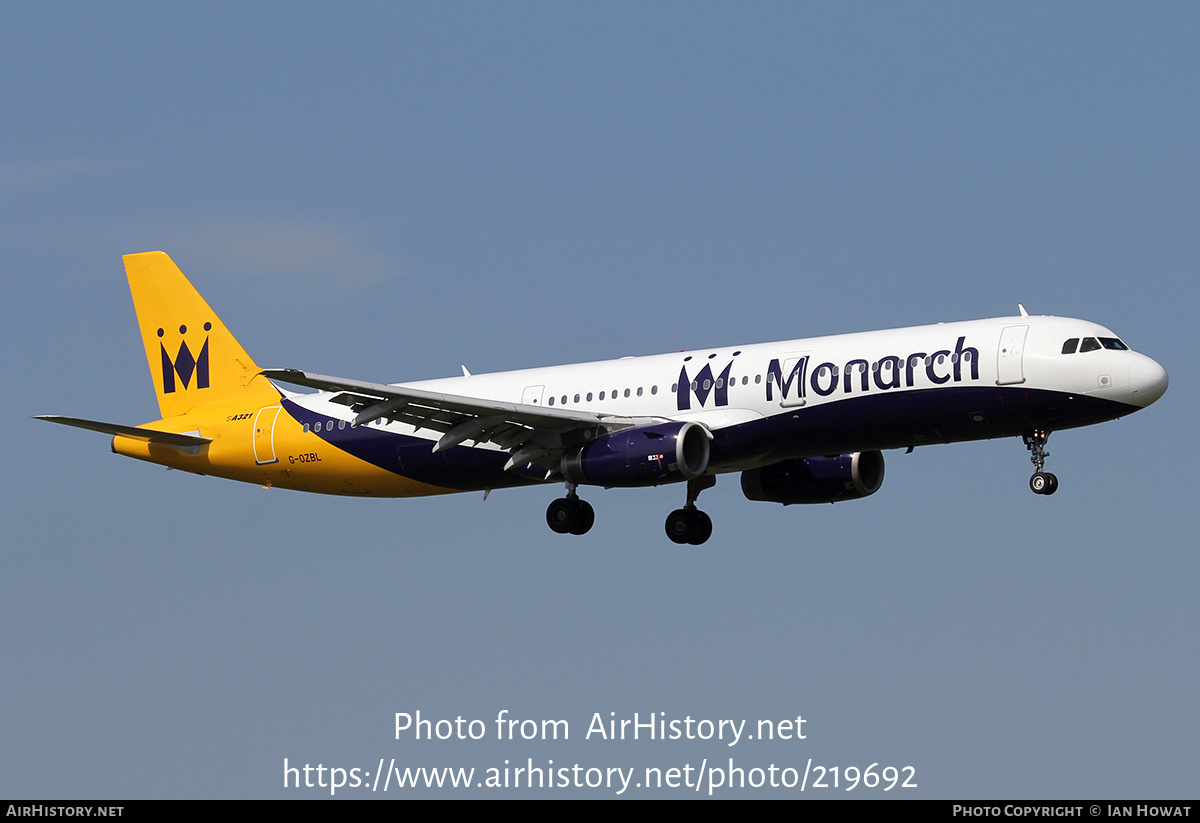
[1023,429,1059,495]
[546,484,595,535]
[665,475,716,545]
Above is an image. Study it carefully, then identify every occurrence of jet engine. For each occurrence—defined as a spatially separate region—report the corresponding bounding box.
[561,421,711,487]
[740,451,885,505]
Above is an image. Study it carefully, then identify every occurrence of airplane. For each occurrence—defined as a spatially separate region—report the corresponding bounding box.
[38,251,1169,544]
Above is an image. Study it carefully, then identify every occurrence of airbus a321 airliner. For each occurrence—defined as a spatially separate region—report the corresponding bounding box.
[39,252,1168,544]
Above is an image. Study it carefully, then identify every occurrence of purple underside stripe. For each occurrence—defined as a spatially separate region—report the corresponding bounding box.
[280,389,1136,490]
[280,398,541,491]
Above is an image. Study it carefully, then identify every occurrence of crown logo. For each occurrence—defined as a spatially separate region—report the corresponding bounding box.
[158,322,210,393]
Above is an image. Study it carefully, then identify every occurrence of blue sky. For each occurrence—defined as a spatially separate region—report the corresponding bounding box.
[3,2,1197,798]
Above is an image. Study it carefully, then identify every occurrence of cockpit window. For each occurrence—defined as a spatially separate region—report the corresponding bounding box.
[1099,337,1128,351]
[1079,337,1101,353]
[1061,338,1079,354]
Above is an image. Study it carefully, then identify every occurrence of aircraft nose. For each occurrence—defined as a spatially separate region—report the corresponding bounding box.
[1127,355,1168,407]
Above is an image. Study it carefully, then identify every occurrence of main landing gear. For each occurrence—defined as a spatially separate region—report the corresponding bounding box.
[546,485,595,535]
[1023,429,1059,495]
[665,475,716,545]
[545,476,718,544]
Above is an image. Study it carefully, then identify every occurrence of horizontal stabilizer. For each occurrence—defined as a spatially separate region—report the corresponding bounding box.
[34,415,211,447]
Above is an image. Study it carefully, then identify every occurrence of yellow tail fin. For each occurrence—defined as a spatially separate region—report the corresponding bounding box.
[124,251,280,418]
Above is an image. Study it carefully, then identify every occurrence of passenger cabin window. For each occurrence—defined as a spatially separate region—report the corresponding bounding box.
[1062,339,1079,354]
[1080,337,1101,353]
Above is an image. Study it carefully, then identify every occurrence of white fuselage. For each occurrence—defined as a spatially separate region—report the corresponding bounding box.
[280,314,1166,488]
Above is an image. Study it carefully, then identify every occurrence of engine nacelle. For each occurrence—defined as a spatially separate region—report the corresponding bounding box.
[562,421,711,487]
[741,451,885,505]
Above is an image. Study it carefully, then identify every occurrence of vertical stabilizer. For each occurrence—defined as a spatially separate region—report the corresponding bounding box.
[124,251,279,418]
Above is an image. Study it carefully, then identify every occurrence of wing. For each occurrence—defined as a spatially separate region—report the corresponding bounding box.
[261,368,660,473]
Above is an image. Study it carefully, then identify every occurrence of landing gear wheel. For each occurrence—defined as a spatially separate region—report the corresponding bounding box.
[664,508,713,545]
[546,498,575,533]
[546,497,595,535]
[665,509,694,544]
[569,500,595,535]
[665,509,691,544]
[1029,472,1060,495]
[665,476,717,545]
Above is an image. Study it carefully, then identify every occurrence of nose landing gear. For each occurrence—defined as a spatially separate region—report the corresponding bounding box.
[1023,429,1059,495]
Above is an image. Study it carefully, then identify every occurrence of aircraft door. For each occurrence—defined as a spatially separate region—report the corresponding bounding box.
[253,405,282,464]
[775,353,809,408]
[996,325,1029,385]
[522,385,545,406]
